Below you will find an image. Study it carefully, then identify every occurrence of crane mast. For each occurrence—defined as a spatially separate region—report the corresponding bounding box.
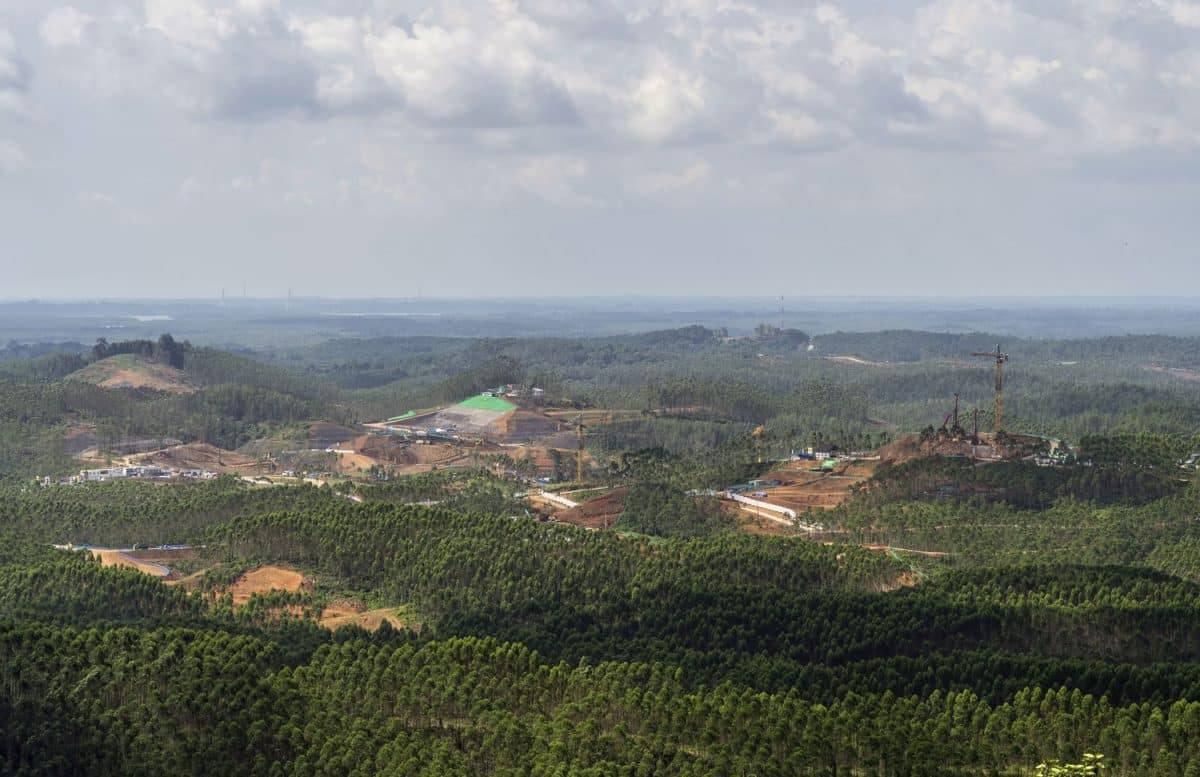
[970,344,1009,433]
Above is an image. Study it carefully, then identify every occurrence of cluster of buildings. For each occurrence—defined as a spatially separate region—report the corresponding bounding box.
[481,384,545,400]
[41,466,219,487]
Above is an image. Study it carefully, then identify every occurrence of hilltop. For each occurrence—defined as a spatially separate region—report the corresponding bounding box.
[67,354,196,395]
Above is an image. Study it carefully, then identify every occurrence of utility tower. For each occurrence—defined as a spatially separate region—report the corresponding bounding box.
[971,344,1009,433]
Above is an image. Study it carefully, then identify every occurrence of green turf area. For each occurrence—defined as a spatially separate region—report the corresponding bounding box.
[386,411,416,422]
[456,394,517,413]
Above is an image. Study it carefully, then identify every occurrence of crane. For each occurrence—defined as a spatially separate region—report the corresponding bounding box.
[971,344,1009,433]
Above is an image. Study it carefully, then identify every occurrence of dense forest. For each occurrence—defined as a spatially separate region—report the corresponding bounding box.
[0,467,1199,773]
[2,326,1200,773]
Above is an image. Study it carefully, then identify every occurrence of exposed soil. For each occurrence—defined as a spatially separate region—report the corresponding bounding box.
[69,356,196,394]
[824,355,886,366]
[876,435,978,466]
[92,549,173,578]
[63,425,100,455]
[543,409,643,424]
[358,435,419,465]
[333,450,380,473]
[228,566,308,606]
[139,442,261,473]
[554,488,628,530]
[497,410,562,443]
[735,506,796,536]
[319,601,407,632]
[877,570,923,592]
[308,422,359,448]
[748,460,877,513]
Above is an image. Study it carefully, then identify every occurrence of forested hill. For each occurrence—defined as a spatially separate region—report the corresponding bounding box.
[5,478,1200,773]
[0,337,346,478]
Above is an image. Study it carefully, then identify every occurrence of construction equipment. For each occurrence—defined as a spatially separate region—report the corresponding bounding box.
[971,344,1009,433]
[936,395,964,436]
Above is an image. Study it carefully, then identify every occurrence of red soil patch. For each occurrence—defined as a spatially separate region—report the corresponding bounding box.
[750,460,877,513]
[555,487,628,530]
[876,435,978,466]
[92,549,172,578]
[141,442,260,473]
[228,566,308,606]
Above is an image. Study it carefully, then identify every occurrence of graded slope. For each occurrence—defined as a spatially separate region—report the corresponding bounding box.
[67,354,196,394]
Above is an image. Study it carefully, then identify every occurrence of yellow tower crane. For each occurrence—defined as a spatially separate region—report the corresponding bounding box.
[970,344,1009,433]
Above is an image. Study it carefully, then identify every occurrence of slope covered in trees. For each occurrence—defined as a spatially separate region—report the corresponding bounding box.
[4,327,1200,773]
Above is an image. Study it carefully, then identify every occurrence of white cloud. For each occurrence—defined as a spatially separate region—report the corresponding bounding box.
[40,7,92,47]
[626,58,711,143]
[17,0,1194,158]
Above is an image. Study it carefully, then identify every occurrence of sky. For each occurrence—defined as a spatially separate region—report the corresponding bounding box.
[1,0,1198,298]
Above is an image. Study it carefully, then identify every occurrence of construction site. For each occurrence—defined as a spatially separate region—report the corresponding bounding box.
[548,343,1038,535]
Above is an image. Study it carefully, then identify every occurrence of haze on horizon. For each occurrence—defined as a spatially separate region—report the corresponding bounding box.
[2,0,1198,299]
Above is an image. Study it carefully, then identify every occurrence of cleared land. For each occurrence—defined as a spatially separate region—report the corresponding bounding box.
[824,355,886,366]
[748,460,877,513]
[307,421,359,448]
[554,488,628,530]
[68,354,196,394]
[319,602,407,632]
[141,442,263,473]
[92,549,168,576]
[228,566,307,605]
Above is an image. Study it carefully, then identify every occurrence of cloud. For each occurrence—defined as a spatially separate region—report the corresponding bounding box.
[40,7,93,47]
[18,0,1196,160]
[364,17,579,127]
[0,26,32,117]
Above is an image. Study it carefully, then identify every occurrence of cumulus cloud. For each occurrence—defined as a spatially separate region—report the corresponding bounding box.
[18,0,1195,159]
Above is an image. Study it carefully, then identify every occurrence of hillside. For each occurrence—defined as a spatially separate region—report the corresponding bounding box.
[67,354,196,394]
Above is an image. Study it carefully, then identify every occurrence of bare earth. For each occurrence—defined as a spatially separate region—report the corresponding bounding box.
[824,355,886,366]
[92,549,173,578]
[554,488,628,530]
[69,356,197,394]
[319,601,406,631]
[229,566,307,605]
